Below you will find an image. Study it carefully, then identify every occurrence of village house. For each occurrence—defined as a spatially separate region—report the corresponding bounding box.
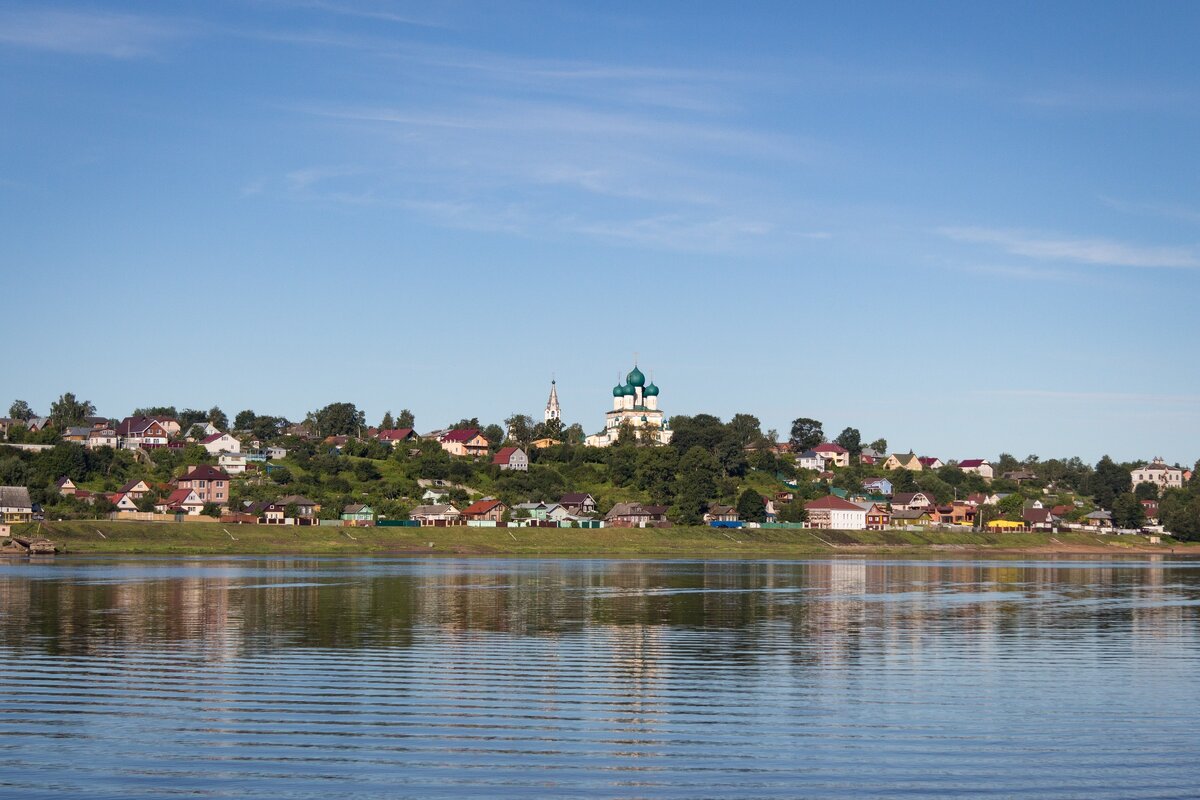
[87,428,119,449]
[1131,457,1184,491]
[795,449,825,471]
[704,503,739,523]
[409,504,461,525]
[201,432,241,454]
[342,504,375,524]
[61,426,92,443]
[175,465,230,506]
[513,502,550,520]
[560,493,598,515]
[804,495,868,530]
[492,446,529,472]
[883,452,922,471]
[917,456,944,470]
[116,416,169,449]
[25,417,51,433]
[218,453,248,474]
[859,446,886,465]
[156,489,205,515]
[438,429,490,458]
[109,492,138,511]
[957,459,994,480]
[530,437,561,449]
[889,508,935,527]
[265,445,288,459]
[1082,510,1113,530]
[185,421,219,440]
[0,487,33,523]
[55,477,77,496]
[1141,499,1160,524]
[605,502,669,527]
[118,479,152,501]
[891,492,937,511]
[1023,507,1056,531]
[376,428,417,446]
[462,498,507,523]
[857,501,891,530]
[1003,469,1038,484]
[861,478,893,496]
[812,442,851,468]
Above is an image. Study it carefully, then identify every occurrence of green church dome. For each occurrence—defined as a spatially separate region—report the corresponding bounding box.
[627,366,645,387]
[643,382,659,397]
[612,383,624,397]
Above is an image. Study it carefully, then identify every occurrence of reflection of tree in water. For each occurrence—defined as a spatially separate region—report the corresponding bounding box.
[0,558,1196,670]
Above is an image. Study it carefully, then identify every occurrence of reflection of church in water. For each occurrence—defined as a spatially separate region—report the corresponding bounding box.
[585,363,673,447]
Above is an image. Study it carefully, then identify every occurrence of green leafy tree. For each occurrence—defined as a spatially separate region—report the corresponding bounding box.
[669,414,727,453]
[869,438,887,454]
[8,400,33,422]
[397,409,415,429]
[482,424,505,450]
[179,408,207,428]
[1134,481,1160,500]
[736,488,766,523]
[1160,489,1200,541]
[310,402,366,437]
[616,420,638,447]
[380,411,395,430]
[49,392,96,428]
[234,410,256,430]
[451,417,481,430]
[133,406,178,419]
[1090,455,1131,509]
[271,466,294,485]
[834,427,862,458]
[208,407,228,430]
[673,446,718,525]
[788,417,824,452]
[727,413,764,448]
[777,500,808,524]
[504,413,535,448]
[1112,493,1145,530]
[563,423,585,445]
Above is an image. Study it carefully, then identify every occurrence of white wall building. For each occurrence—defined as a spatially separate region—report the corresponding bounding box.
[585,364,673,447]
[1131,457,1184,490]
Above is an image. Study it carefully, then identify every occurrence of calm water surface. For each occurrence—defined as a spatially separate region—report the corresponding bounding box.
[0,556,1197,799]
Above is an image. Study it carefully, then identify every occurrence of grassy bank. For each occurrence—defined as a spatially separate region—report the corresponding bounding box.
[8,520,1197,557]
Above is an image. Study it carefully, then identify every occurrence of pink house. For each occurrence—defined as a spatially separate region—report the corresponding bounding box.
[176,465,230,506]
[439,428,490,457]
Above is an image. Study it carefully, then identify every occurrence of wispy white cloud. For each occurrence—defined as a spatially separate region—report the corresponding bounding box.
[939,226,1200,269]
[958,264,1086,283]
[1099,195,1200,225]
[268,0,446,27]
[1018,86,1196,113]
[0,8,180,58]
[285,165,364,191]
[568,214,774,253]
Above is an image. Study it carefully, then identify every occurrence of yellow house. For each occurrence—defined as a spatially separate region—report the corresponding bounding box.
[530,438,562,450]
[883,452,922,471]
[438,429,490,457]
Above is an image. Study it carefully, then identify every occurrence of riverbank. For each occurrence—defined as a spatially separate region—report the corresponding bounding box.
[10,520,1197,557]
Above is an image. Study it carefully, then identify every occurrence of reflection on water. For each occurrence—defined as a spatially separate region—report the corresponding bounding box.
[0,557,1197,798]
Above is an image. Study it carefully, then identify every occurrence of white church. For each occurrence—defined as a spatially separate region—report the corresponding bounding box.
[584,364,672,447]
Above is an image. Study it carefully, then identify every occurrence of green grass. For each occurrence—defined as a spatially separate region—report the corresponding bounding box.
[13,520,1196,558]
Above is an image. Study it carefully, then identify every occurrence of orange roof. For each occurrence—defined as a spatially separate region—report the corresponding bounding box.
[462,499,504,515]
[805,495,863,511]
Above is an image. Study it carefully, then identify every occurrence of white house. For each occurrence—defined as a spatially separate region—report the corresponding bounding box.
[1131,458,1184,491]
[812,443,851,468]
[201,432,241,454]
[957,459,994,479]
[805,496,868,530]
[218,452,248,474]
[796,449,825,471]
[86,428,119,449]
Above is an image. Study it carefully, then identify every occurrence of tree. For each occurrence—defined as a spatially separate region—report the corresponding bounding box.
[133,406,178,419]
[1090,455,1131,509]
[869,438,887,454]
[380,411,395,430]
[234,410,256,430]
[669,414,727,453]
[271,466,294,485]
[736,488,766,523]
[397,409,415,429]
[504,414,535,448]
[179,408,207,428]
[310,402,366,437]
[615,419,638,447]
[49,392,96,428]
[563,423,585,446]
[482,424,505,450]
[1134,481,1160,500]
[8,400,33,421]
[727,413,764,448]
[1112,493,1145,530]
[207,406,228,431]
[788,418,823,452]
[673,446,718,525]
[777,500,808,523]
[834,427,862,458]
[451,417,481,430]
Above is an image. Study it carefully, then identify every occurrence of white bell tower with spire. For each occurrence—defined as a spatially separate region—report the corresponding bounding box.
[544,378,561,423]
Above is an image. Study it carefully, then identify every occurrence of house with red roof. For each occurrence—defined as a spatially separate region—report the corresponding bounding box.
[462,498,507,523]
[376,428,416,445]
[805,495,868,530]
[175,465,230,506]
[812,442,850,468]
[917,456,944,470]
[492,446,529,472]
[438,428,489,458]
[957,459,994,480]
[108,492,138,511]
[118,479,152,501]
[155,488,204,515]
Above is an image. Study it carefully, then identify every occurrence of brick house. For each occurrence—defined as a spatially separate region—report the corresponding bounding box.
[462,498,507,522]
[176,465,231,506]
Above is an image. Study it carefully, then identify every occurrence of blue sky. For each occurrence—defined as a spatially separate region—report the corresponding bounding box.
[2,1,1198,463]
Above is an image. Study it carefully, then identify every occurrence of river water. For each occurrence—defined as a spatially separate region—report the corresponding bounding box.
[0,556,1197,799]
